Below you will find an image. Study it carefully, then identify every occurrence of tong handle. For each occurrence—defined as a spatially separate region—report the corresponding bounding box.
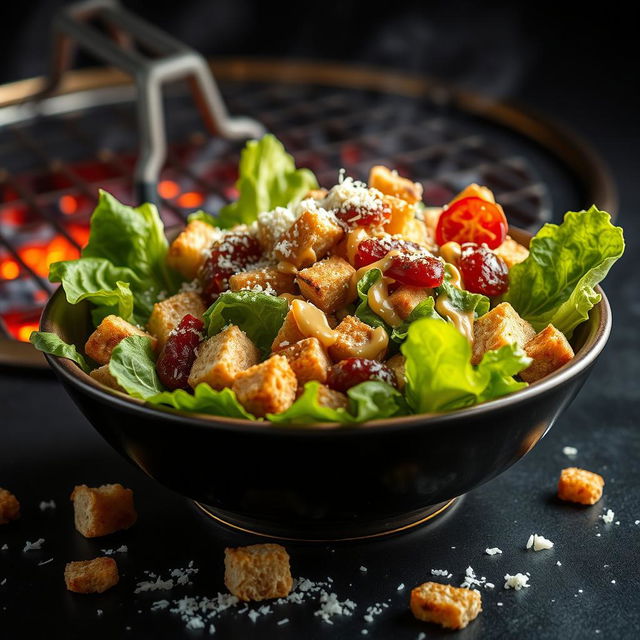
[41,0,265,205]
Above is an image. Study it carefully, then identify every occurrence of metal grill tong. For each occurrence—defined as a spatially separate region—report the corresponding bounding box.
[36,0,265,204]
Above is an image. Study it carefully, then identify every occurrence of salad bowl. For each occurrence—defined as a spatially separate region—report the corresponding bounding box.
[40,228,612,540]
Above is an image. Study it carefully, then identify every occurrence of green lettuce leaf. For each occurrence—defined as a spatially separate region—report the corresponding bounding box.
[148,385,256,420]
[216,134,318,228]
[203,291,289,358]
[49,258,137,324]
[503,207,624,336]
[108,335,163,399]
[267,380,408,425]
[29,331,91,372]
[435,267,490,319]
[354,269,390,332]
[187,210,218,227]
[50,191,182,326]
[391,296,442,342]
[402,318,531,414]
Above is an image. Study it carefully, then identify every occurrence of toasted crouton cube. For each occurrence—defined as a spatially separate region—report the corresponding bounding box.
[401,218,434,250]
[147,292,205,350]
[85,315,156,365]
[278,337,331,385]
[314,384,349,410]
[89,365,124,392]
[0,488,20,525]
[232,355,297,417]
[188,325,260,390]
[328,315,387,361]
[388,286,430,321]
[64,557,119,594]
[224,544,293,602]
[369,165,423,204]
[382,195,415,235]
[229,267,297,295]
[386,354,406,391]
[70,484,137,538]
[520,324,574,383]
[271,309,306,352]
[471,302,536,365]
[257,207,298,254]
[273,209,344,269]
[558,467,604,505]
[494,235,529,269]
[167,220,220,280]
[410,582,482,630]
[296,256,356,314]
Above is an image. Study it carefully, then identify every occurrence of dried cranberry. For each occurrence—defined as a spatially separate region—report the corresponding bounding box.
[354,236,424,269]
[199,232,262,304]
[458,243,509,296]
[156,314,204,390]
[335,202,391,228]
[385,254,444,288]
[327,358,398,392]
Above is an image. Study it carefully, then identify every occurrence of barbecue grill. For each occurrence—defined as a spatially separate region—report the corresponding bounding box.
[0,3,616,369]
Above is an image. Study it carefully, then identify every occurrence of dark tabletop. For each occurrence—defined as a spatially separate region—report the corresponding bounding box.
[2,10,640,639]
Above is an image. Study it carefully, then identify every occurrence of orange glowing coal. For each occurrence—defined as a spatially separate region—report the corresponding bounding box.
[17,322,39,342]
[59,194,79,215]
[0,258,20,280]
[158,179,180,199]
[177,191,204,208]
[18,235,80,277]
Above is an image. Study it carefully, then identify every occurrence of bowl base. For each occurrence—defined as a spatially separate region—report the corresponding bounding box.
[193,498,457,542]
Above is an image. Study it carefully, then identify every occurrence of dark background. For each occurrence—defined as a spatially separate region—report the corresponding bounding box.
[1,1,639,639]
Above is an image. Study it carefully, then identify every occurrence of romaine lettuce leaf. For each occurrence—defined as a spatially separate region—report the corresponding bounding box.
[267,380,408,425]
[391,296,442,342]
[187,210,218,227]
[29,331,92,372]
[402,318,530,413]
[203,291,289,358]
[216,134,318,228]
[435,268,490,318]
[50,191,182,326]
[503,207,624,336]
[49,258,138,325]
[148,385,256,420]
[108,335,163,399]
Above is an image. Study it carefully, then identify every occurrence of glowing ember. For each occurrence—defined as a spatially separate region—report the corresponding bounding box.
[18,236,79,277]
[177,191,204,208]
[59,194,79,215]
[158,180,181,199]
[0,258,20,280]
[17,322,39,342]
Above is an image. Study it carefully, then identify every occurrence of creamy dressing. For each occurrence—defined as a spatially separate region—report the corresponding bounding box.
[346,228,370,265]
[435,263,474,342]
[276,261,298,275]
[439,241,462,267]
[367,278,403,328]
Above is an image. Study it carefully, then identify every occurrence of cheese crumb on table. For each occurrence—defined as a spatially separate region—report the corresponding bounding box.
[23,538,45,552]
[526,534,554,551]
[601,509,615,524]
[485,548,502,555]
[39,500,56,511]
[562,446,578,456]
[504,574,530,590]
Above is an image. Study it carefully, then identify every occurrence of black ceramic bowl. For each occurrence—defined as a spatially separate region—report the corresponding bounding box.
[40,229,611,540]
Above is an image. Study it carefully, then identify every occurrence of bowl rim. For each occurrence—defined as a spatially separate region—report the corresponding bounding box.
[40,228,612,436]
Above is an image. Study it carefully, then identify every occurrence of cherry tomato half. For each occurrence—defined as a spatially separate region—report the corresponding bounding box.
[435,196,508,249]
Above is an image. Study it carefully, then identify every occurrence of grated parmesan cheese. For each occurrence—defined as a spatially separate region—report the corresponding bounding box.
[23,538,45,552]
[562,446,578,456]
[430,569,452,578]
[504,573,530,590]
[359,566,368,572]
[39,500,56,511]
[485,547,502,555]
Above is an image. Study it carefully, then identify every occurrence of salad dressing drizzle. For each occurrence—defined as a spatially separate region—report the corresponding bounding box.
[346,228,370,265]
[368,278,403,328]
[435,263,474,342]
[276,261,299,275]
[354,326,389,359]
[439,241,462,267]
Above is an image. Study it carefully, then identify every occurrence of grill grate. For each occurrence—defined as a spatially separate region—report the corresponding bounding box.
[0,62,614,365]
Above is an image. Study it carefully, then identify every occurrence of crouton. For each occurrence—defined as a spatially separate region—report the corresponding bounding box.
[64,557,119,594]
[386,354,406,391]
[369,165,423,204]
[278,337,331,385]
[271,309,306,352]
[0,488,20,525]
[273,209,344,269]
[224,543,293,602]
[449,183,495,205]
[401,218,434,250]
[388,286,430,321]
[314,384,349,410]
[471,302,536,365]
[382,194,414,235]
[70,484,137,538]
[422,206,442,233]
[188,325,259,390]
[85,315,156,365]
[328,315,387,361]
[232,355,297,417]
[296,256,356,314]
[167,220,220,280]
[229,267,297,295]
[520,324,574,383]
[494,235,529,269]
[558,467,604,505]
[410,582,482,630]
[147,292,205,350]
[89,365,124,392]
[257,207,298,254]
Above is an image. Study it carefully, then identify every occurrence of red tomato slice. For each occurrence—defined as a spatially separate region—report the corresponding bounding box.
[435,197,508,249]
